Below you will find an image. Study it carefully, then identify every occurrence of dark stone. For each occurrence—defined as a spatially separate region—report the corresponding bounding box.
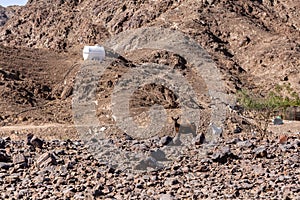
[91,138,98,143]
[194,133,205,145]
[0,152,10,162]
[135,157,163,170]
[211,146,239,164]
[200,158,212,164]
[234,126,242,134]
[93,184,104,197]
[27,134,43,149]
[107,167,115,174]
[294,139,300,148]
[160,136,173,146]
[135,183,143,189]
[0,139,5,149]
[241,120,250,125]
[123,133,133,140]
[0,162,13,169]
[36,152,57,168]
[55,149,65,155]
[253,146,267,158]
[273,118,283,125]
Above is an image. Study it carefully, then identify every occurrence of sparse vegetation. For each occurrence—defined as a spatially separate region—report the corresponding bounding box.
[237,83,300,136]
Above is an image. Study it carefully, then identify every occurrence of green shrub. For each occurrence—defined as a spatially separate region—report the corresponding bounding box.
[237,84,300,136]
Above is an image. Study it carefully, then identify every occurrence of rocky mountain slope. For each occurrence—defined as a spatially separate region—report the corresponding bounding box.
[0,0,298,130]
[0,0,299,199]
[0,5,20,26]
[0,6,7,26]
[1,0,299,92]
[0,0,298,138]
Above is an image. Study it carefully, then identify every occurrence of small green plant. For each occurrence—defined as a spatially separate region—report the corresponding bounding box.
[237,84,300,137]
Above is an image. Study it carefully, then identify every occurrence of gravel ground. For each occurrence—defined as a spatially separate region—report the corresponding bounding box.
[0,133,299,199]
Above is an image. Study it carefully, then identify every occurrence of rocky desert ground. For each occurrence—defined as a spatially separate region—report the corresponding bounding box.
[0,0,299,199]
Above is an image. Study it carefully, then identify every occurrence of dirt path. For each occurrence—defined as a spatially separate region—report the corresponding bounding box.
[0,123,80,140]
[268,120,300,135]
[0,124,70,131]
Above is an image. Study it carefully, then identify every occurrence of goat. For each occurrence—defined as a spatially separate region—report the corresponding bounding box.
[171,117,197,145]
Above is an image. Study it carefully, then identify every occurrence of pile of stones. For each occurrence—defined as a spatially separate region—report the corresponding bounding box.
[0,133,299,199]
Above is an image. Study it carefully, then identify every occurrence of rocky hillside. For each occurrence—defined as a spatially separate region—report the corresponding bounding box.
[1,0,299,92]
[0,1,299,199]
[0,5,20,26]
[0,0,298,136]
[0,6,7,26]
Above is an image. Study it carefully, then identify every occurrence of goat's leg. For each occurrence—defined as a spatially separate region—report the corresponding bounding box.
[192,131,197,138]
[173,130,182,146]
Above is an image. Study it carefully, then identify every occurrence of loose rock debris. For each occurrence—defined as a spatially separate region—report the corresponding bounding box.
[0,135,298,199]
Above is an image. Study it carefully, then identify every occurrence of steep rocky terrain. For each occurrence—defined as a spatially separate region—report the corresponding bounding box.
[0,0,298,134]
[1,0,299,91]
[0,5,20,26]
[0,6,8,26]
[0,0,299,198]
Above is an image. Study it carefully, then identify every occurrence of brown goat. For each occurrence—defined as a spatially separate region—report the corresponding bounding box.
[171,117,197,144]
